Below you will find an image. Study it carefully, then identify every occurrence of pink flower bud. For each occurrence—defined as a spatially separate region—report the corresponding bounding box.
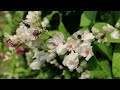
[16,48,24,55]
[6,41,14,47]
[0,51,7,58]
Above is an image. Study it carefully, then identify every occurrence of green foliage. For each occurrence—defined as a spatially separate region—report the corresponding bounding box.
[93,42,113,61]
[88,57,112,79]
[112,44,120,78]
[80,11,97,27]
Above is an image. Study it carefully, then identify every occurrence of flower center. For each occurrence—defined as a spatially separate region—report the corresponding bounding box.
[68,43,73,48]
[85,50,89,56]
[52,43,57,46]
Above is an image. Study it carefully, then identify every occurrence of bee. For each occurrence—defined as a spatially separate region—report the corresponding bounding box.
[32,57,37,60]
[33,30,41,37]
[22,21,30,28]
[100,32,106,39]
[75,32,81,39]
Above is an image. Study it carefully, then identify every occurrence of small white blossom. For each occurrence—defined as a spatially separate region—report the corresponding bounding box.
[29,60,44,70]
[32,38,42,48]
[80,42,91,47]
[74,42,91,55]
[79,70,90,79]
[32,50,46,61]
[47,32,65,50]
[96,32,107,43]
[81,30,95,43]
[9,35,20,45]
[76,66,83,73]
[33,50,55,63]
[74,30,84,39]
[46,52,56,62]
[56,43,67,55]
[63,51,79,71]
[50,59,57,64]
[103,24,115,32]
[66,37,80,51]
[25,51,33,65]
[111,30,120,39]
[80,60,87,67]
[41,17,49,27]
[26,11,41,23]
[79,45,94,61]
[115,23,120,28]
[91,27,99,34]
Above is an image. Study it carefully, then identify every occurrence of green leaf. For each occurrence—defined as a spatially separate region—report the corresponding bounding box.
[63,69,71,79]
[114,11,120,23]
[15,67,27,73]
[3,25,13,35]
[80,11,97,27]
[45,11,59,21]
[58,21,70,39]
[93,22,108,31]
[112,44,120,78]
[106,31,120,43]
[87,56,103,79]
[93,42,112,61]
[88,57,112,79]
[49,30,60,36]
[87,56,102,71]
[97,58,112,79]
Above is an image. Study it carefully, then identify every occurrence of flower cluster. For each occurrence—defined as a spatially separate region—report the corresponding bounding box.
[92,24,120,43]
[29,30,95,79]
[4,11,120,79]
[4,11,47,49]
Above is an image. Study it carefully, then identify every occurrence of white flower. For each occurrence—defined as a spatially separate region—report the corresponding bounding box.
[32,38,42,48]
[26,11,41,23]
[32,50,55,63]
[115,23,120,28]
[63,51,79,71]
[41,17,49,27]
[79,45,94,61]
[76,66,83,73]
[74,30,84,39]
[111,30,120,39]
[16,23,28,35]
[29,60,44,70]
[4,32,11,40]
[32,50,46,61]
[80,60,87,67]
[47,32,65,50]
[9,35,20,45]
[91,27,99,34]
[81,30,95,43]
[25,27,42,41]
[46,51,56,62]
[50,59,57,64]
[103,24,115,32]
[74,42,91,55]
[96,32,107,43]
[79,70,90,79]
[56,43,67,55]
[80,42,91,47]
[25,51,33,65]
[66,37,81,51]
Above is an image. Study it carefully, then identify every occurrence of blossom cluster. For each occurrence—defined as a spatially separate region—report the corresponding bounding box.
[4,11,49,49]
[3,11,120,79]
